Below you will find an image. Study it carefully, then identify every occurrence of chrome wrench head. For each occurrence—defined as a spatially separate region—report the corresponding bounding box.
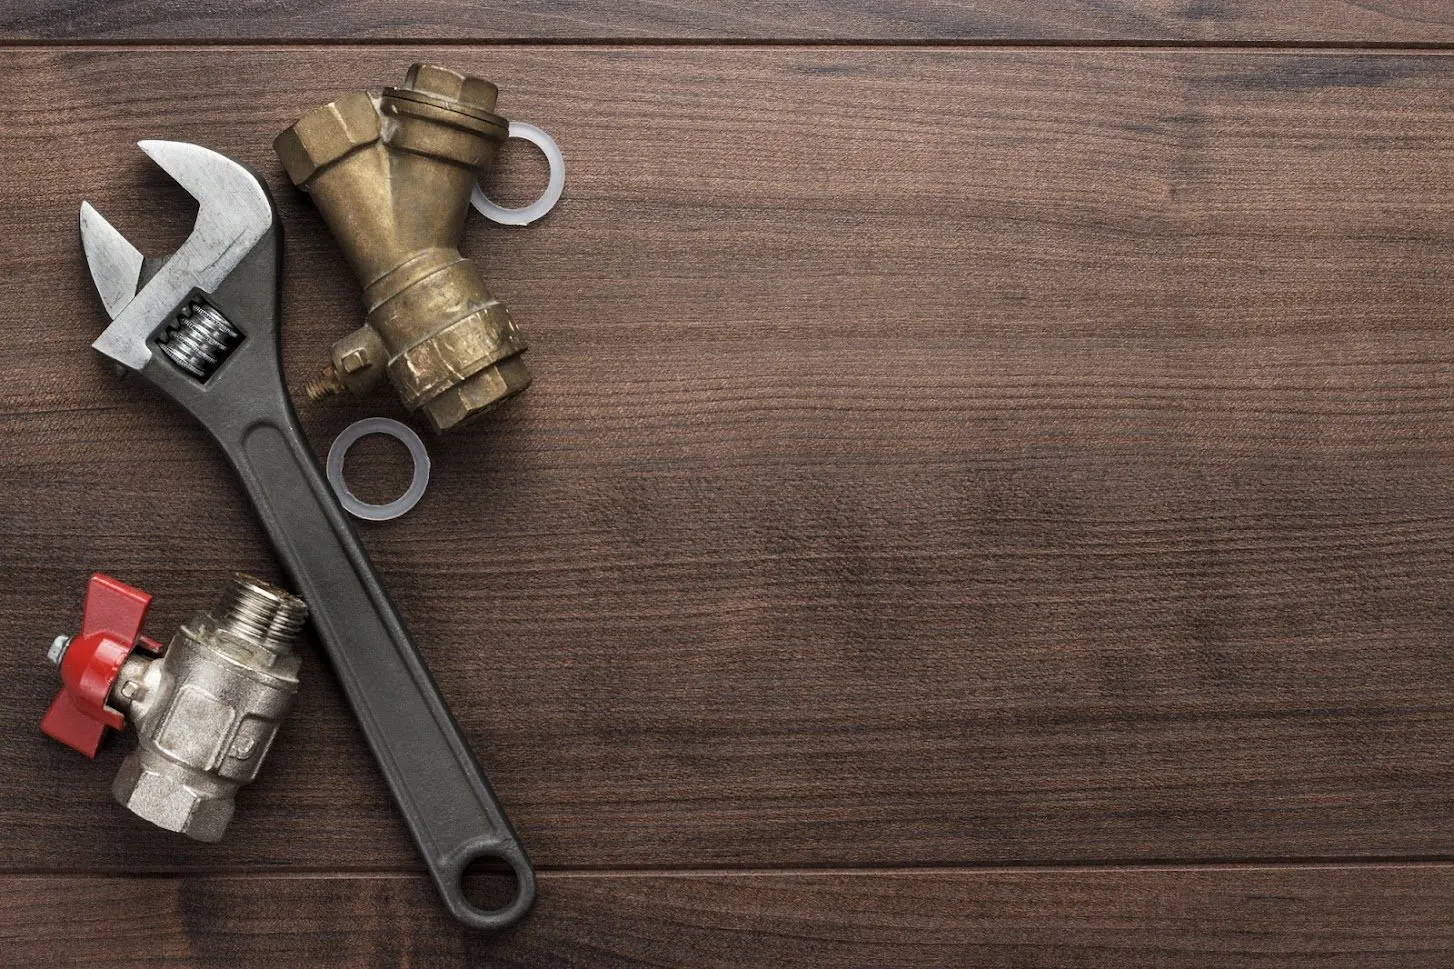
[80,141,276,371]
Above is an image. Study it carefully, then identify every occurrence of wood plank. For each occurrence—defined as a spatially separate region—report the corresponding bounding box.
[3,48,1454,874]
[4,866,1454,968]
[3,2,1454,43]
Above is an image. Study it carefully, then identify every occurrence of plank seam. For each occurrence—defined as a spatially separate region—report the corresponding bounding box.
[8,857,1454,879]
[4,38,1454,51]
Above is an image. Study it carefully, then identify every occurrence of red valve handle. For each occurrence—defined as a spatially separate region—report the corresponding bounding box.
[40,574,164,757]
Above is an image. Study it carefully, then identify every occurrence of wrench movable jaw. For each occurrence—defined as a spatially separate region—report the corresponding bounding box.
[83,141,277,374]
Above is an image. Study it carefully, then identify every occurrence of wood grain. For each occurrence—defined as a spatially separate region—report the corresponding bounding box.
[3,2,1454,42]
[2,48,1453,882]
[5,866,1454,967]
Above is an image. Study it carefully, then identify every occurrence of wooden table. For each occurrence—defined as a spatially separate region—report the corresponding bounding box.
[3,4,1453,966]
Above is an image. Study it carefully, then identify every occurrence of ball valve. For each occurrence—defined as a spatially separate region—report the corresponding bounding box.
[42,572,308,841]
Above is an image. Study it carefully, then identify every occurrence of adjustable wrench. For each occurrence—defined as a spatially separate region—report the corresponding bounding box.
[78,141,534,929]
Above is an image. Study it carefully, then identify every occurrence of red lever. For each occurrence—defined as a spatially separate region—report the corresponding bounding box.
[40,574,163,757]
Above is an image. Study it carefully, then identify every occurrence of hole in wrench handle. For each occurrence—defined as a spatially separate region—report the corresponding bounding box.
[438,837,537,930]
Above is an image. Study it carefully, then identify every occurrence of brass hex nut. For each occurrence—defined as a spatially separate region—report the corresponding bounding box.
[329,325,388,396]
[112,754,234,843]
[273,91,382,187]
[385,301,529,411]
[400,63,499,116]
[422,355,532,433]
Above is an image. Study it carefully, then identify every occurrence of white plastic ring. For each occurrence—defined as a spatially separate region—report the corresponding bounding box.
[472,121,565,226]
[326,418,431,522]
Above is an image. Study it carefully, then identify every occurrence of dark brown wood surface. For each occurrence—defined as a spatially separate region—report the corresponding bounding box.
[2,10,1453,969]
[8,866,1454,968]
[4,1,1454,42]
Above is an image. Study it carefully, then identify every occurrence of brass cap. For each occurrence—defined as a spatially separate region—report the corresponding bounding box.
[382,64,506,134]
[396,63,500,117]
[381,64,508,167]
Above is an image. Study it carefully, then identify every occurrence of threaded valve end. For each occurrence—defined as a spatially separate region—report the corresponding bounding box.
[214,573,309,654]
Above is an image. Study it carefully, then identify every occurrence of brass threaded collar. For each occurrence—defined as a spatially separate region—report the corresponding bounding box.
[381,90,508,145]
[382,85,506,128]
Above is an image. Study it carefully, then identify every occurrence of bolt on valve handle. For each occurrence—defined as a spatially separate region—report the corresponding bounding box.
[78,141,533,929]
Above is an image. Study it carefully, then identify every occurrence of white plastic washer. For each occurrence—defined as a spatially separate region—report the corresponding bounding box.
[326,418,432,522]
[471,121,565,226]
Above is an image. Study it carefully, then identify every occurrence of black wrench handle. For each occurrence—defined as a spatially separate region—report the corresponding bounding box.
[216,407,534,929]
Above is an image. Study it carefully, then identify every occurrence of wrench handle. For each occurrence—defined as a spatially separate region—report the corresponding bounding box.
[220,409,534,929]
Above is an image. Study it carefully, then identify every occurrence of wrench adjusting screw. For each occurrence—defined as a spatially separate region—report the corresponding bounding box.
[158,298,243,380]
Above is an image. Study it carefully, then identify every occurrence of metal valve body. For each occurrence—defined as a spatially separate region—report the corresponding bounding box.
[43,574,307,842]
[274,63,530,432]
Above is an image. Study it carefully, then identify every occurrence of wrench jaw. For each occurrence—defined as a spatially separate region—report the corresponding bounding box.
[78,202,144,323]
[82,141,279,381]
[80,141,287,425]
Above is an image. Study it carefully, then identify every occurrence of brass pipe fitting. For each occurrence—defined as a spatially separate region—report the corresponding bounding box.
[274,64,531,432]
